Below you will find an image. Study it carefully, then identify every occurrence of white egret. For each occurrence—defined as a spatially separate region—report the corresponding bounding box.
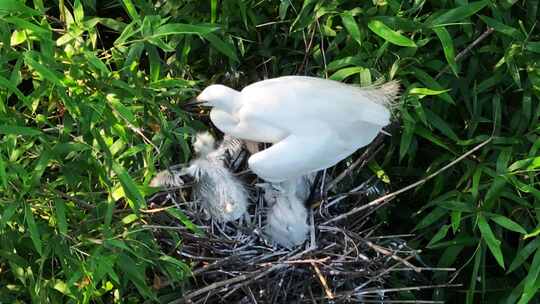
[196,76,399,183]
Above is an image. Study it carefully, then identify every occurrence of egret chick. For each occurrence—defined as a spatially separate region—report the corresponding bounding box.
[187,132,248,223]
[196,76,399,183]
[264,174,316,248]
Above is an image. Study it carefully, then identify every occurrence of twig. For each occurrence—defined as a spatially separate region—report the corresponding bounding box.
[364,241,421,272]
[355,283,462,295]
[326,135,385,191]
[323,137,492,224]
[435,27,494,79]
[311,261,335,299]
[170,273,252,304]
[259,256,330,266]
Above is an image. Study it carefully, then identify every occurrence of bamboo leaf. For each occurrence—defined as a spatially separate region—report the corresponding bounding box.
[478,214,505,269]
[428,1,489,26]
[112,162,146,211]
[490,215,527,234]
[368,20,416,47]
[433,27,458,75]
[25,205,43,256]
[341,12,362,46]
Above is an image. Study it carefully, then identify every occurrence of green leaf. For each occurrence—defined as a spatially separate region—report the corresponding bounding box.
[166,208,203,235]
[0,75,29,105]
[203,32,239,62]
[409,87,450,96]
[508,238,540,273]
[433,27,458,75]
[478,15,524,39]
[153,23,218,37]
[341,12,362,46]
[24,53,64,87]
[0,125,42,136]
[490,215,527,234]
[517,249,540,304]
[54,199,68,235]
[3,17,50,40]
[424,108,459,142]
[121,0,140,22]
[329,67,366,81]
[0,153,6,189]
[484,175,507,210]
[25,205,43,256]
[478,214,505,269]
[10,29,27,46]
[73,0,84,24]
[525,42,540,54]
[410,67,455,104]
[466,242,483,304]
[0,202,19,229]
[428,1,489,26]
[508,157,540,172]
[107,94,136,125]
[117,253,155,299]
[30,149,53,188]
[0,1,41,15]
[399,112,415,161]
[368,20,416,47]
[121,214,139,225]
[112,162,146,211]
[428,224,450,247]
[439,201,475,212]
[451,210,462,233]
[414,207,448,231]
[524,225,540,240]
[146,45,161,82]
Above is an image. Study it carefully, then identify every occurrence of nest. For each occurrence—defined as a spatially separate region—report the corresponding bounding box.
[147,135,456,303]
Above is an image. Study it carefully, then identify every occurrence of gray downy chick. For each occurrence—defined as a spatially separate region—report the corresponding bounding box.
[265,174,315,248]
[187,132,248,223]
[150,169,184,188]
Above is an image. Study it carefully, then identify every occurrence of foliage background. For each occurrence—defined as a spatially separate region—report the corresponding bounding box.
[0,0,539,303]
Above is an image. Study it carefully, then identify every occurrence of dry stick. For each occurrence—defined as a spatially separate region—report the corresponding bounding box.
[349,300,444,304]
[311,261,335,299]
[435,27,495,79]
[170,273,253,304]
[364,240,420,272]
[176,248,316,303]
[326,136,385,191]
[355,283,462,295]
[323,137,492,225]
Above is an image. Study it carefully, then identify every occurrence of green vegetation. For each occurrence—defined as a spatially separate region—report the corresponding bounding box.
[0,0,539,302]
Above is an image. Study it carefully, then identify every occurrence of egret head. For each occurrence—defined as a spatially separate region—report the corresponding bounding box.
[196,84,240,112]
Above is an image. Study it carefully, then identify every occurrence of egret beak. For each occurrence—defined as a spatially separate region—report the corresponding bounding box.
[180,96,210,113]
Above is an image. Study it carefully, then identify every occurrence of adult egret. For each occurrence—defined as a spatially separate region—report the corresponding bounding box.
[196,76,398,183]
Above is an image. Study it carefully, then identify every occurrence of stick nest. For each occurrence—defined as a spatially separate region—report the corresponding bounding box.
[148,135,454,303]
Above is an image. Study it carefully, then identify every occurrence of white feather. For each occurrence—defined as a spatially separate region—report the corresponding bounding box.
[197,76,399,182]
